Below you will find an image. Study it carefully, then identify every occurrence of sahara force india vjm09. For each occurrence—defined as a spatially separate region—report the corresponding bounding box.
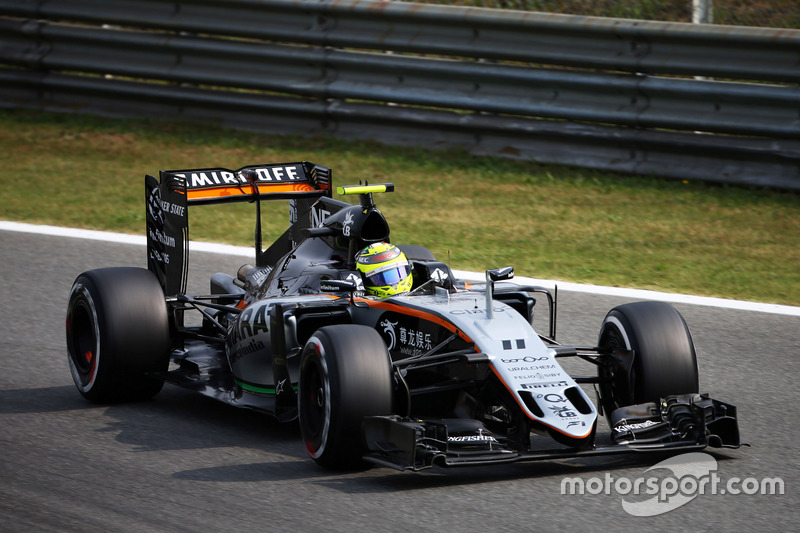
[66,161,741,470]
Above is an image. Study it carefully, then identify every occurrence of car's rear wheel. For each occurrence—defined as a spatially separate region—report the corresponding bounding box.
[66,267,170,403]
[597,301,699,419]
[298,324,393,468]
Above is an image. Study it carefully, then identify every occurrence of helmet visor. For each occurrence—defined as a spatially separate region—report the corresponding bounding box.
[365,264,411,287]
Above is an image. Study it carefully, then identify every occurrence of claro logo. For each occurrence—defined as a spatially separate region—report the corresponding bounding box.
[450,308,505,315]
[501,356,549,364]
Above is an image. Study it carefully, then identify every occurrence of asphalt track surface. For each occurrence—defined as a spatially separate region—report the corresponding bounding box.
[1,228,798,532]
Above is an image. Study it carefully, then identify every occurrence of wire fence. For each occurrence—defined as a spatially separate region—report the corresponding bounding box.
[404,0,800,28]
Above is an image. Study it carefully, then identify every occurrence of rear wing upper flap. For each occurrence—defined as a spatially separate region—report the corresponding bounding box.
[146,162,332,295]
[162,161,332,205]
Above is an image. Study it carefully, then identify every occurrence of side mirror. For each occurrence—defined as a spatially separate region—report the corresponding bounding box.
[302,226,340,239]
[320,278,368,307]
[485,266,514,319]
[487,266,514,282]
[321,279,359,292]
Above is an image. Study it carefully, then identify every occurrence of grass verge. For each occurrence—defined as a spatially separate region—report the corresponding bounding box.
[1,109,798,305]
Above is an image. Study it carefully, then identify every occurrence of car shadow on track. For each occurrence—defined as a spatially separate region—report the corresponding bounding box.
[0,384,97,414]
[9,383,739,488]
[308,449,741,494]
[99,383,344,482]
[101,385,302,447]
[110,385,739,487]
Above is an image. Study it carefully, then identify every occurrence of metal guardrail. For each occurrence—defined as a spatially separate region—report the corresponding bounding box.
[0,0,798,189]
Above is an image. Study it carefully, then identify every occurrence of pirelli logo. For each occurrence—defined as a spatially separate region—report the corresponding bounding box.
[521,380,568,390]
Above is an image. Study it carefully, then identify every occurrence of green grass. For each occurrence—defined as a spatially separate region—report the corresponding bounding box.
[427,0,800,28]
[1,109,799,306]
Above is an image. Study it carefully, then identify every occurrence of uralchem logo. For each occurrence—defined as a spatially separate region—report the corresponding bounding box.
[561,452,784,516]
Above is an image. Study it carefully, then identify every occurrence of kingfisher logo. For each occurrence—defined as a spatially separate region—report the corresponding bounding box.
[380,318,399,350]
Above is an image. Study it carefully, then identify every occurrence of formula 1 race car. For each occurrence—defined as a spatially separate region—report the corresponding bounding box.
[66,161,741,470]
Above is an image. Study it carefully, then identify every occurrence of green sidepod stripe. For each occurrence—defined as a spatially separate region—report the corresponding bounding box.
[236,379,298,395]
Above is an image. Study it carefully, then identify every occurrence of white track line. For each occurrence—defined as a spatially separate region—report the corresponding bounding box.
[3,220,799,317]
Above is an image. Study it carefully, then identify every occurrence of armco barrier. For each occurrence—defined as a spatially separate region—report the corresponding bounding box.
[0,0,798,189]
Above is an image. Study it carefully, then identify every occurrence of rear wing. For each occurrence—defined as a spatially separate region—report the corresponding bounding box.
[165,162,330,206]
[145,162,332,295]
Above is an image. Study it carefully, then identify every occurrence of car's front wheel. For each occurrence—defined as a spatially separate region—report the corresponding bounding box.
[66,267,170,403]
[597,301,699,419]
[298,325,393,468]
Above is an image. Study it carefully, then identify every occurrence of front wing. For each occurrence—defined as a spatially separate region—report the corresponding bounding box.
[362,393,741,471]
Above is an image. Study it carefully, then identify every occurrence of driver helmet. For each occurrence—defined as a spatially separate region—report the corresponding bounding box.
[355,242,412,298]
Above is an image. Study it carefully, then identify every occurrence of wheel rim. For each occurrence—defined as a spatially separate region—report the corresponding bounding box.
[66,287,100,391]
[299,340,330,459]
[598,322,633,415]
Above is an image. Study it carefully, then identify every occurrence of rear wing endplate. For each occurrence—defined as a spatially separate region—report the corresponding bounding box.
[145,162,332,295]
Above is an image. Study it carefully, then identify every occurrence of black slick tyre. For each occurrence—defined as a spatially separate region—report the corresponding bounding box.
[66,267,170,403]
[597,301,699,417]
[298,324,393,469]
